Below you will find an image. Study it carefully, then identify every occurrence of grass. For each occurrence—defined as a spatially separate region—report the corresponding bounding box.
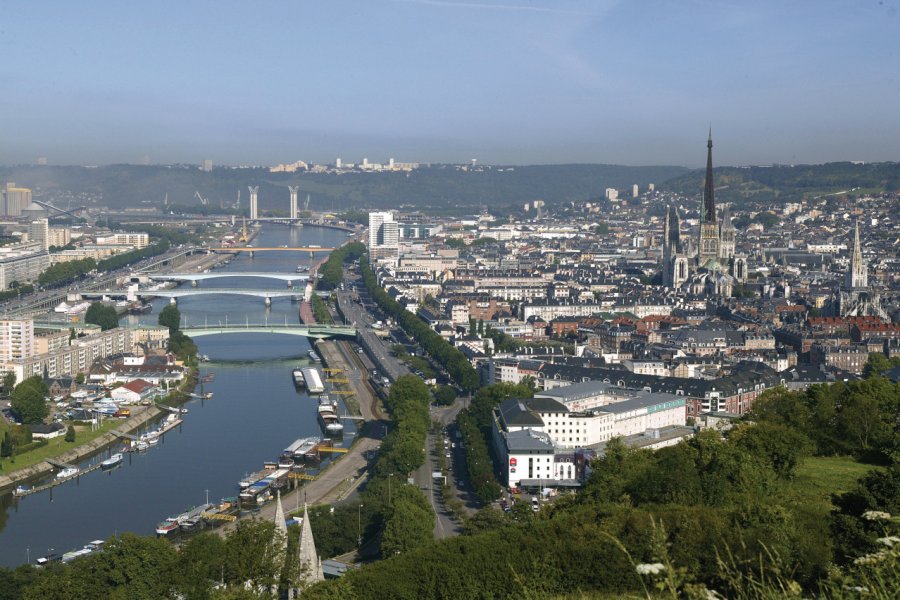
[0,418,122,474]
[791,455,879,500]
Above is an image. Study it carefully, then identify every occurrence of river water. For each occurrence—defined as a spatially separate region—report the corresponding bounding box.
[0,224,353,567]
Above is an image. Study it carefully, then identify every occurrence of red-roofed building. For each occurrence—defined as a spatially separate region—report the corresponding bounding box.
[111,379,159,404]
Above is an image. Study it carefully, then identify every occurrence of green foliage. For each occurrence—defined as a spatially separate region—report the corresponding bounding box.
[728,422,813,479]
[432,385,456,406]
[97,239,170,272]
[457,411,502,503]
[831,463,900,564]
[158,304,181,332]
[751,379,900,462]
[443,237,466,249]
[0,284,34,302]
[10,376,50,424]
[594,222,609,235]
[168,330,198,360]
[361,254,479,390]
[3,371,16,393]
[84,302,119,331]
[64,425,75,442]
[223,519,280,590]
[176,532,227,600]
[0,431,12,457]
[752,211,780,229]
[37,258,96,288]
[863,353,900,379]
[317,241,365,291]
[380,485,435,557]
[310,294,334,324]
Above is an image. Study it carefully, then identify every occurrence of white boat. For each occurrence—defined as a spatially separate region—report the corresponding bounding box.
[101,453,123,469]
[56,467,80,479]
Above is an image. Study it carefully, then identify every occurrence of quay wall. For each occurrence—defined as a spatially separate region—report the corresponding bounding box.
[0,405,164,492]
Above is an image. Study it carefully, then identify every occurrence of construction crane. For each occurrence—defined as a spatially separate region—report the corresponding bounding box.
[304,193,310,212]
[194,191,209,206]
[240,217,248,242]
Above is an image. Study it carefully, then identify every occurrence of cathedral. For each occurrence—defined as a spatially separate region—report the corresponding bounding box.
[661,131,748,297]
[835,219,887,319]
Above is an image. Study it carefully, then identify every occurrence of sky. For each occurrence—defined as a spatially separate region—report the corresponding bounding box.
[1,0,899,167]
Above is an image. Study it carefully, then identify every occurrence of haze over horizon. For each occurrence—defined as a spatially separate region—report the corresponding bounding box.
[2,0,899,168]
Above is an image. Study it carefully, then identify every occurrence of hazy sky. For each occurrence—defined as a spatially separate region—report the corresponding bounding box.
[2,0,899,167]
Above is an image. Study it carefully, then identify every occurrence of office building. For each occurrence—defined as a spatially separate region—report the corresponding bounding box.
[95,232,150,249]
[368,211,400,260]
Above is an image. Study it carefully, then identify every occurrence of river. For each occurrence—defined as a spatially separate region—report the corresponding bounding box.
[0,224,353,567]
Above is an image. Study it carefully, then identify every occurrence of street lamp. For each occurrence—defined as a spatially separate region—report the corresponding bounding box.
[357,503,364,548]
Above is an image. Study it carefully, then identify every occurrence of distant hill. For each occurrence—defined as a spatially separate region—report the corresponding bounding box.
[0,163,689,214]
[661,161,900,207]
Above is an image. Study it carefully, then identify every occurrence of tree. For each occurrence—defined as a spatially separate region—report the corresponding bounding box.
[3,371,15,393]
[74,372,85,385]
[158,304,181,332]
[728,422,812,479]
[10,376,49,424]
[65,425,76,442]
[84,302,119,331]
[862,353,900,378]
[0,432,12,457]
[433,385,456,406]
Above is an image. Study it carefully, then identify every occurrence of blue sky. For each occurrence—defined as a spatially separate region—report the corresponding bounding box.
[1,0,898,166]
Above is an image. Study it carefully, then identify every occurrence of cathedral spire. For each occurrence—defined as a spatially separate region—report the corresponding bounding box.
[846,219,867,290]
[703,129,716,224]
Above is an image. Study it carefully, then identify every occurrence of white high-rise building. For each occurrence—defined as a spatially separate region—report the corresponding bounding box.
[632,184,639,198]
[0,318,35,362]
[368,211,399,259]
[335,157,342,169]
[605,188,619,201]
[29,219,49,251]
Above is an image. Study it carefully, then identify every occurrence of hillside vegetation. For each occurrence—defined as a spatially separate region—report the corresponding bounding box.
[0,163,688,213]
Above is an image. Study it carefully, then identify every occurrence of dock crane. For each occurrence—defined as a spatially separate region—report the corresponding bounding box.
[194,191,209,206]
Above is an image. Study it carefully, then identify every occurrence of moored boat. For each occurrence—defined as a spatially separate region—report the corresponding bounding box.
[56,467,80,479]
[317,396,344,436]
[292,367,306,388]
[101,453,123,469]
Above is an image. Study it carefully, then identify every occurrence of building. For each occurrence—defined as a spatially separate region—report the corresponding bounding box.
[0,245,50,291]
[368,211,400,260]
[48,227,71,248]
[660,132,748,296]
[2,326,136,382]
[110,378,159,404]
[29,219,49,251]
[0,319,35,362]
[95,232,150,249]
[3,183,32,216]
[201,159,213,172]
[491,383,687,488]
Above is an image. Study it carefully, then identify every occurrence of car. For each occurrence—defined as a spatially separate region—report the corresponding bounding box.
[445,452,451,459]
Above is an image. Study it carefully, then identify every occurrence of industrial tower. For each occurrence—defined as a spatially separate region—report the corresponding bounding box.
[289,186,299,220]
[248,186,259,220]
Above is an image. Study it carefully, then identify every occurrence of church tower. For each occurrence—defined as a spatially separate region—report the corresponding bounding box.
[698,130,721,269]
[662,205,689,288]
[298,503,324,585]
[718,204,736,261]
[845,219,867,290]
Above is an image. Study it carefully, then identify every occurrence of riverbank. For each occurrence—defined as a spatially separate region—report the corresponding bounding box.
[0,404,165,492]
[214,339,384,536]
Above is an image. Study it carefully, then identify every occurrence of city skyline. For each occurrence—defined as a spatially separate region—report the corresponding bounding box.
[2,1,899,167]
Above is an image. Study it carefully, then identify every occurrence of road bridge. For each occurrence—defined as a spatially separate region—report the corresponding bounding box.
[181,323,357,340]
[147,272,309,286]
[76,287,304,307]
[208,246,334,253]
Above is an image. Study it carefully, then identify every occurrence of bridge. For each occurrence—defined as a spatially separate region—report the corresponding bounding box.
[147,272,309,286]
[181,324,357,340]
[208,246,335,253]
